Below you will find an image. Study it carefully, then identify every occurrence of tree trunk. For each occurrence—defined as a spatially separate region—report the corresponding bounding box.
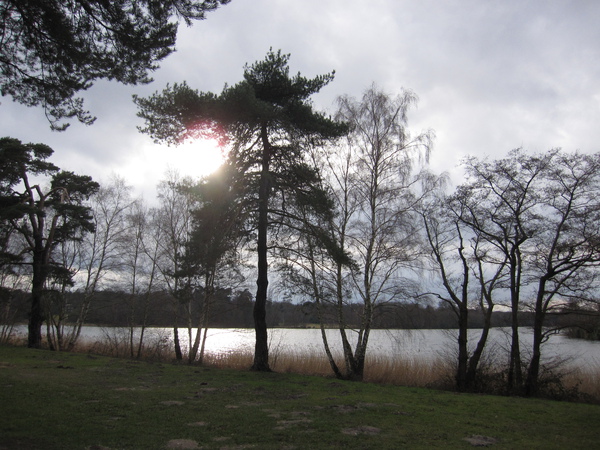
[525,281,547,396]
[350,304,373,382]
[465,303,494,389]
[66,292,93,351]
[309,245,343,378]
[173,326,183,361]
[28,249,45,348]
[507,306,522,392]
[317,308,343,378]
[252,124,271,372]
[456,307,469,391]
[507,251,523,393]
[526,318,544,396]
[196,272,215,364]
[336,261,357,379]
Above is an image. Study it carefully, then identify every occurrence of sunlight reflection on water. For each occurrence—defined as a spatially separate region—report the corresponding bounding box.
[13,325,600,369]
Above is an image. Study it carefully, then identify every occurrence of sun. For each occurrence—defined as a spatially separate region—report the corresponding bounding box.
[172,138,225,177]
[119,137,226,200]
[140,138,225,180]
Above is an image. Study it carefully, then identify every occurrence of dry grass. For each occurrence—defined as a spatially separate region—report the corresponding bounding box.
[200,348,600,403]
[363,354,453,387]
[561,366,600,401]
[203,348,454,389]
[202,349,254,370]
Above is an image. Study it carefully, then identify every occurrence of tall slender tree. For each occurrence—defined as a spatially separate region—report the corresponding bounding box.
[328,85,432,380]
[152,171,196,360]
[135,50,348,370]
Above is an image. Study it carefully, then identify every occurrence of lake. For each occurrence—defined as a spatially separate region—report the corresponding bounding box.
[18,325,600,369]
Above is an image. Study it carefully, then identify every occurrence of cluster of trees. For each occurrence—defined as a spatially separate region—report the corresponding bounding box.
[0,146,247,362]
[133,53,600,395]
[2,1,600,399]
[420,150,600,394]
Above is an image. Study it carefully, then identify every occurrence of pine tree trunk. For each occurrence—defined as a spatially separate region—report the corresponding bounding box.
[28,247,45,348]
[252,125,271,372]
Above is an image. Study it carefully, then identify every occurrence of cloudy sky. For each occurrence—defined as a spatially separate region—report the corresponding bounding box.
[2,0,599,201]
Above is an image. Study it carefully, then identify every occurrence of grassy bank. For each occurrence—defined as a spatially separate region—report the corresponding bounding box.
[1,345,599,449]
[79,330,600,403]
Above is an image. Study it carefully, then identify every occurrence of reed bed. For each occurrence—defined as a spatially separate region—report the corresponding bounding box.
[560,365,600,401]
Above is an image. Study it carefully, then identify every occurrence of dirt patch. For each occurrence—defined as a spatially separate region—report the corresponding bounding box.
[263,409,281,418]
[218,445,256,450]
[463,435,499,446]
[275,418,313,430]
[160,400,185,406]
[341,426,381,436]
[187,422,207,427]
[165,439,200,449]
[331,404,359,414]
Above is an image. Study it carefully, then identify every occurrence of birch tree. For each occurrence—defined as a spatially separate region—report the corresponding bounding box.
[327,85,432,380]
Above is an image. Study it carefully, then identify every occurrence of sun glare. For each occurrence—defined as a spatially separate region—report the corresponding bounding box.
[118,138,226,200]
[173,138,225,177]
[148,138,225,179]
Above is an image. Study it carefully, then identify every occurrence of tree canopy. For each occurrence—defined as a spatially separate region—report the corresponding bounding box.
[0,0,230,130]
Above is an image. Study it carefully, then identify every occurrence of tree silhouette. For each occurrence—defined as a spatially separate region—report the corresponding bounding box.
[135,50,348,370]
[0,137,99,347]
[1,0,230,130]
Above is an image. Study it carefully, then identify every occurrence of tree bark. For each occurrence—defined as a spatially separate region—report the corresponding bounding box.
[507,250,523,393]
[465,303,494,389]
[525,279,548,396]
[28,241,46,348]
[456,307,469,391]
[252,124,271,372]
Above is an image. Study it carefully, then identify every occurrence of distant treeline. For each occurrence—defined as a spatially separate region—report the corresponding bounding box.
[4,288,597,335]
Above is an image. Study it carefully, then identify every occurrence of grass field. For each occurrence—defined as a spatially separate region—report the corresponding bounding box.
[1,345,599,449]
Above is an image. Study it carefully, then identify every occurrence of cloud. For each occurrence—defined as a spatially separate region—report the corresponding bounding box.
[1,0,599,197]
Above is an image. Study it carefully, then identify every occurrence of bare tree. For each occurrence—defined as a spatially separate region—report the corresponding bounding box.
[525,151,600,394]
[280,85,433,380]
[121,199,162,359]
[454,149,600,395]
[63,176,135,350]
[454,149,552,391]
[153,170,196,360]
[419,189,505,391]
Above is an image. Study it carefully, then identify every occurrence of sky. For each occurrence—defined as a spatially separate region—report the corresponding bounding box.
[1,0,599,201]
